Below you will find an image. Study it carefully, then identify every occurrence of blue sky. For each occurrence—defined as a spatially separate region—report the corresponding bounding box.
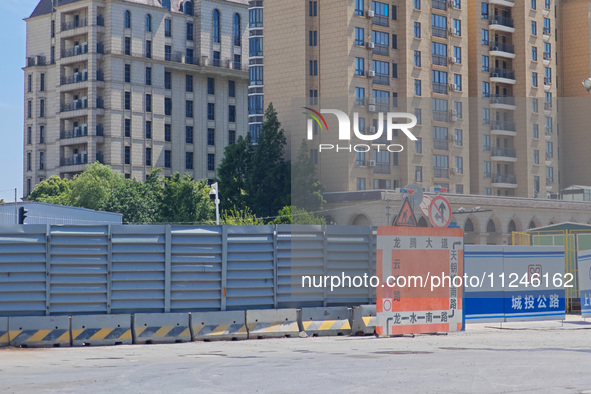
[0,0,39,202]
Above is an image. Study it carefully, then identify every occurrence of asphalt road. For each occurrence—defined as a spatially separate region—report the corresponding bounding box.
[1,318,591,393]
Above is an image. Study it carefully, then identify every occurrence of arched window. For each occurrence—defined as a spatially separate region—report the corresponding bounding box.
[464,218,474,232]
[508,220,516,234]
[124,10,131,29]
[528,220,537,229]
[184,1,193,15]
[234,13,241,46]
[213,9,220,43]
[146,14,152,32]
[486,219,496,233]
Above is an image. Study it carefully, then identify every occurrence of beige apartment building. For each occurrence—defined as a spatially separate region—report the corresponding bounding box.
[467,0,560,198]
[255,0,471,194]
[23,0,249,198]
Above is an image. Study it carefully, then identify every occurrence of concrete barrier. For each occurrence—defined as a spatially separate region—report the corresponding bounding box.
[0,317,8,347]
[301,307,352,337]
[246,309,300,339]
[352,305,377,335]
[192,311,247,341]
[8,316,70,347]
[133,313,191,344]
[71,314,132,346]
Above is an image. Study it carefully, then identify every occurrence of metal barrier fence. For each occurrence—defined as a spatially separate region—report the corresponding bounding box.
[512,229,591,312]
[0,225,376,317]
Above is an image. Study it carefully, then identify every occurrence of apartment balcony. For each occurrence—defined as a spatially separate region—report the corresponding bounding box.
[545,153,553,165]
[373,44,389,57]
[490,95,516,110]
[434,167,449,179]
[60,18,88,37]
[491,173,518,188]
[489,41,515,59]
[432,0,447,11]
[544,102,552,115]
[432,26,447,39]
[543,52,551,66]
[489,16,515,33]
[26,55,47,67]
[489,0,514,7]
[432,55,448,67]
[433,110,449,122]
[61,99,88,112]
[60,97,104,116]
[372,74,389,86]
[97,15,105,27]
[60,153,88,167]
[433,139,449,150]
[543,27,551,41]
[490,121,516,136]
[61,71,88,86]
[372,14,389,27]
[432,83,448,95]
[374,163,391,174]
[490,67,516,84]
[61,43,89,59]
[491,146,517,162]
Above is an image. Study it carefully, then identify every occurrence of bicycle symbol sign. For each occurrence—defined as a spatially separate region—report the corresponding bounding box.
[429,196,452,228]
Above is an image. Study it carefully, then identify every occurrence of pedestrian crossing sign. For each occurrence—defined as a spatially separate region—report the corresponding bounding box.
[393,197,417,227]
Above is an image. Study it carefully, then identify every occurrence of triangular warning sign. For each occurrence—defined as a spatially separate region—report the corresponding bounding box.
[393,197,417,227]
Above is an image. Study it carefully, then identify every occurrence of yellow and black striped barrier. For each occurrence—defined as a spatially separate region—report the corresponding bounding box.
[0,317,8,347]
[301,307,352,337]
[71,315,133,346]
[133,313,191,344]
[246,309,300,339]
[352,305,377,335]
[192,311,248,341]
[8,316,71,348]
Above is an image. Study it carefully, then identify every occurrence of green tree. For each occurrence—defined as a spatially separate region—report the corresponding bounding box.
[69,162,124,210]
[158,173,214,224]
[28,175,72,205]
[271,206,326,225]
[217,134,253,212]
[247,103,291,218]
[220,207,264,225]
[292,140,326,212]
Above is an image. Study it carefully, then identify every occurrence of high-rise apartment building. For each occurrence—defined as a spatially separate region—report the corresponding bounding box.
[23,0,249,198]
[467,0,559,198]
[250,0,471,195]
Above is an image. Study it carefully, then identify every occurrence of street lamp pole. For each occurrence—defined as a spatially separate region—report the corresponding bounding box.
[210,182,220,225]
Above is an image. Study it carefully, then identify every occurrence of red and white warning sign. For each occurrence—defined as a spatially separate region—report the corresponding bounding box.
[429,196,452,228]
[376,227,464,336]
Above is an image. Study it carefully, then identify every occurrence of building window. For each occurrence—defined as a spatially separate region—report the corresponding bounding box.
[208,154,215,171]
[145,94,152,112]
[531,0,536,9]
[482,29,489,45]
[26,152,31,171]
[208,128,215,146]
[145,67,152,85]
[391,5,397,20]
[186,74,193,92]
[125,37,131,55]
[414,22,421,38]
[534,176,540,195]
[229,80,236,97]
[229,130,236,144]
[484,161,491,178]
[165,150,171,168]
[27,101,32,118]
[39,151,44,170]
[229,105,236,122]
[481,2,488,19]
[414,0,421,9]
[533,124,539,138]
[213,9,221,43]
[415,166,423,182]
[414,51,421,67]
[415,137,422,154]
[452,19,461,36]
[165,97,172,116]
[40,74,45,91]
[146,14,152,32]
[482,81,489,97]
[414,80,421,96]
[186,22,194,41]
[453,74,462,91]
[146,148,152,166]
[454,129,462,146]
[309,60,318,76]
[186,126,194,144]
[455,184,463,194]
[124,92,131,110]
[392,34,397,49]
[27,127,32,144]
[234,13,241,46]
[532,46,537,61]
[183,0,194,15]
[453,47,461,63]
[39,99,45,117]
[208,103,215,120]
[545,0,550,8]
[125,119,131,137]
[124,146,130,164]
[482,55,489,72]
[51,20,55,37]
[483,108,490,124]
[355,57,364,76]
[354,27,364,46]
[355,87,365,106]
[208,77,215,95]
[454,156,463,174]
[145,121,152,139]
[307,89,317,106]
[532,72,538,87]
[533,98,539,113]
[356,178,366,191]
[547,167,554,182]
[27,75,32,92]
[531,21,537,35]
[186,100,193,118]
[165,124,171,141]
[125,10,131,29]
[165,71,171,89]
[125,64,131,83]
[186,48,194,64]
[414,108,422,125]
[483,135,490,151]
[309,30,318,46]
[186,152,193,169]
[392,63,398,78]
[165,19,172,37]
[534,150,539,164]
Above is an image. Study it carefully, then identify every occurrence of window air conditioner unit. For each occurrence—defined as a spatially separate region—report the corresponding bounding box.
[453,168,460,174]
[450,83,458,91]
[368,98,376,105]
[450,57,458,64]
[369,160,376,167]
[368,70,376,77]
[450,27,458,36]
[367,10,375,18]
[367,42,375,49]
[368,105,376,112]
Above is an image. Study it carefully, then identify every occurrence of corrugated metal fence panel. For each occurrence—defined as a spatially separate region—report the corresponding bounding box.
[0,225,48,316]
[276,225,325,308]
[226,226,275,310]
[111,225,166,314]
[49,226,109,315]
[170,226,223,312]
[325,226,373,306]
